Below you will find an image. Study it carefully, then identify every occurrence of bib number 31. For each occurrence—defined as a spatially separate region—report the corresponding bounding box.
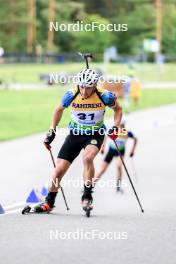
[77,113,94,120]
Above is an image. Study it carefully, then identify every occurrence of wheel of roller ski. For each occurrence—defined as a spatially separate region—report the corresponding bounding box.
[22,206,31,214]
[86,209,90,217]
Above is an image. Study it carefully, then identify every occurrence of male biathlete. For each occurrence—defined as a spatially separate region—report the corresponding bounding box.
[34,68,122,213]
[94,121,137,192]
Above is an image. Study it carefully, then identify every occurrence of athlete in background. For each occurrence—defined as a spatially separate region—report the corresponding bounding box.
[94,122,137,192]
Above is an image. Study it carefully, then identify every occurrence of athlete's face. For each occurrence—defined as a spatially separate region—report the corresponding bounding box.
[79,85,96,99]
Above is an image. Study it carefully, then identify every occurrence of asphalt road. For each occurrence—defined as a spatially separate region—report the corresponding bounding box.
[0,104,176,264]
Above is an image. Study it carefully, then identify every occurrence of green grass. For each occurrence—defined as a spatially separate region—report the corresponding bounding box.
[0,88,176,141]
[0,88,67,141]
[108,63,176,83]
[0,63,176,83]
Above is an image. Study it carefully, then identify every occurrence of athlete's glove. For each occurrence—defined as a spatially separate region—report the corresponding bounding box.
[129,151,134,158]
[44,128,56,150]
[100,144,105,154]
[107,126,119,140]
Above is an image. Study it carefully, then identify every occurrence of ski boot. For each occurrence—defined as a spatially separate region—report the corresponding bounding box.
[22,192,57,214]
[81,186,93,217]
[34,202,53,213]
[22,202,53,214]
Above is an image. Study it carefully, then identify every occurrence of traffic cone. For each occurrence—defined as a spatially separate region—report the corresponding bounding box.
[26,189,41,203]
[0,204,5,214]
[41,186,48,197]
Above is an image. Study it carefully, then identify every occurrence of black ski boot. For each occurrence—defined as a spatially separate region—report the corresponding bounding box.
[34,192,57,213]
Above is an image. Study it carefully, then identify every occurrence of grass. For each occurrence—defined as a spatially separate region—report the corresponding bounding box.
[0,88,68,141]
[108,63,176,83]
[0,88,176,141]
[0,63,176,84]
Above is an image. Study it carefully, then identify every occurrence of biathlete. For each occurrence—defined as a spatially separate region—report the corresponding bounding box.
[34,68,122,213]
[94,122,137,192]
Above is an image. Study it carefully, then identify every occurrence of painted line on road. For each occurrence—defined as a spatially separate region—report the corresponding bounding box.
[0,201,26,216]
[3,208,23,215]
[4,201,25,210]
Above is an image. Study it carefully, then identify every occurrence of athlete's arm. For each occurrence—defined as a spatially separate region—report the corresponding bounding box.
[44,89,74,149]
[100,89,122,127]
[100,136,107,154]
[44,104,65,149]
[105,92,122,140]
[51,88,76,129]
[112,99,122,128]
[128,131,137,157]
[130,137,137,157]
[51,104,65,129]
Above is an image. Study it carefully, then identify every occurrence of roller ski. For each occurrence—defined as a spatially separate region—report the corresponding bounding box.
[116,179,124,194]
[22,202,53,214]
[82,199,93,217]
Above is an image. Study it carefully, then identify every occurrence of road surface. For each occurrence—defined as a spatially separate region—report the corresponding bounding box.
[0,104,176,264]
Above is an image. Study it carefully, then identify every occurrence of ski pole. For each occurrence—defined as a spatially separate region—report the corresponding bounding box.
[48,148,70,211]
[78,52,93,69]
[113,140,144,213]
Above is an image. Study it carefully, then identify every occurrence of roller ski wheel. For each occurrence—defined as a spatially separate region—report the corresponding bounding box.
[82,200,93,218]
[22,205,31,214]
[86,209,91,218]
[117,186,124,194]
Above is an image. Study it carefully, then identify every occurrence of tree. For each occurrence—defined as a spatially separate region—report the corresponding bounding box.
[72,14,114,55]
[0,0,27,52]
[162,4,176,55]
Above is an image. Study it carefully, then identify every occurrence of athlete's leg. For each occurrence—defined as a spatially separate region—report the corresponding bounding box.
[94,147,114,184]
[93,161,109,184]
[48,133,83,192]
[116,156,123,191]
[43,134,83,209]
[81,144,99,206]
[49,159,71,192]
[39,159,70,209]
[117,156,123,181]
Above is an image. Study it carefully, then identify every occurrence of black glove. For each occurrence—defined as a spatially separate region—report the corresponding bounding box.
[107,126,119,140]
[44,128,56,149]
[129,151,134,158]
